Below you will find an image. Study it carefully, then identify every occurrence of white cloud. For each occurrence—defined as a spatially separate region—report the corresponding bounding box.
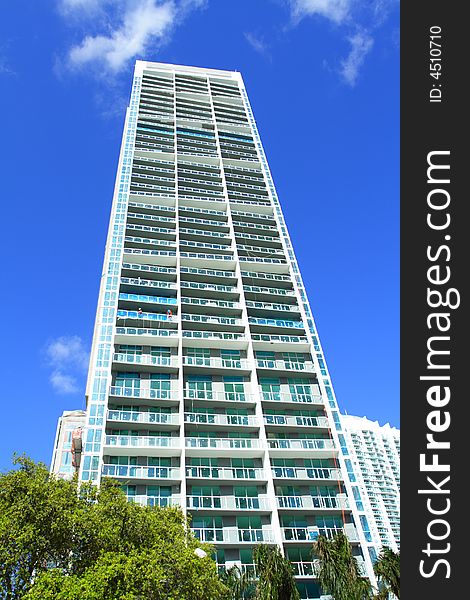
[50,370,80,394]
[244,32,270,58]
[339,30,373,86]
[44,336,89,395]
[68,0,176,72]
[290,0,352,25]
[45,335,90,371]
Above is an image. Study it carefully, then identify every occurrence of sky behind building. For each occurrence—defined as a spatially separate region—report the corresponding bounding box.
[0,0,399,470]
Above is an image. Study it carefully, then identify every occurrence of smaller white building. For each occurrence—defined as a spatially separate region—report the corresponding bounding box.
[50,410,86,479]
[340,415,400,559]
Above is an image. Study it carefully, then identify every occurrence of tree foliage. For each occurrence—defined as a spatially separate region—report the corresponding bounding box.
[373,547,400,599]
[253,544,300,600]
[313,533,372,600]
[0,456,227,600]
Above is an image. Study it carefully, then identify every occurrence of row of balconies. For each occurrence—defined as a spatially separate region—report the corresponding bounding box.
[104,436,334,454]
[107,410,328,430]
[103,463,342,484]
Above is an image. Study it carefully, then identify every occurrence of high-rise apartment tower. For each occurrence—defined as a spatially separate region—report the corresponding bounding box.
[341,415,400,556]
[78,60,374,597]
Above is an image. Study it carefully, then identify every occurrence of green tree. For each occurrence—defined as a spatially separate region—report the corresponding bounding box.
[313,533,372,600]
[253,544,300,600]
[373,547,400,599]
[219,564,255,599]
[0,455,227,600]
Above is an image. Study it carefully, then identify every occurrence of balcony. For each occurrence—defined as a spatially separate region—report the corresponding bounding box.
[114,327,179,346]
[193,527,274,544]
[181,314,244,330]
[104,435,181,456]
[116,310,178,325]
[112,353,178,372]
[182,356,250,373]
[264,415,329,429]
[109,386,179,404]
[185,412,258,428]
[256,359,315,373]
[118,292,177,308]
[102,464,181,481]
[185,437,263,457]
[185,465,266,482]
[260,391,324,407]
[181,330,246,347]
[268,438,336,458]
[123,248,177,266]
[107,409,179,427]
[129,494,181,507]
[183,390,255,406]
[119,277,177,292]
[249,317,304,333]
[271,466,343,482]
[187,495,270,511]
[251,333,310,352]
[277,494,349,511]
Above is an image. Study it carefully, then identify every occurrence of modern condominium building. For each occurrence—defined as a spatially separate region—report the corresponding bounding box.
[341,415,400,556]
[51,409,86,479]
[77,60,374,597]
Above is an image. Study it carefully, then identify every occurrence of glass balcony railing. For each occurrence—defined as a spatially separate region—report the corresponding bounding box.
[180,266,236,279]
[256,359,314,372]
[267,438,334,451]
[249,317,304,329]
[120,277,177,290]
[129,495,181,507]
[124,247,176,256]
[181,314,242,326]
[112,354,178,367]
[241,270,291,282]
[185,412,257,427]
[109,385,178,400]
[105,435,180,449]
[180,281,238,294]
[115,327,179,339]
[182,356,248,370]
[185,466,265,480]
[261,390,323,404]
[271,466,342,481]
[182,330,246,341]
[246,301,298,313]
[180,252,233,261]
[187,495,269,511]
[264,415,328,428]
[117,310,177,322]
[192,527,273,544]
[118,293,177,305]
[107,410,179,425]
[121,263,176,276]
[181,297,239,309]
[251,334,310,344]
[277,495,349,510]
[183,390,253,403]
[185,437,261,450]
[102,464,180,479]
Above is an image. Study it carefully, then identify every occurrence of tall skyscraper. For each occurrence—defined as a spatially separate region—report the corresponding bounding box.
[341,415,400,557]
[77,60,374,597]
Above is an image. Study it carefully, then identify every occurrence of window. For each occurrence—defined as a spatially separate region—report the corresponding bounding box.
[150,346,171,364]
[115,372,140,392]
[288,378,313,400]
[150,373,171,398]
[185,347,210,365]
[118,345,142,355]
[220,349,241,367]
[186,375,213,398]
[260,378,281,401]
[223,376,245,401]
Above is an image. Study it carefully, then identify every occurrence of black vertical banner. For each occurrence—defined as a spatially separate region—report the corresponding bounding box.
[401,3,467,599]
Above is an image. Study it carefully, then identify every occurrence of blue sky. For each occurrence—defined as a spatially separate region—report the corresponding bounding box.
[0,0,399,470]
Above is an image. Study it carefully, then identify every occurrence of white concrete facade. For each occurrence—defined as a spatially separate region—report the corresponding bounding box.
[341,415,400,558]
[76,60,375,598]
